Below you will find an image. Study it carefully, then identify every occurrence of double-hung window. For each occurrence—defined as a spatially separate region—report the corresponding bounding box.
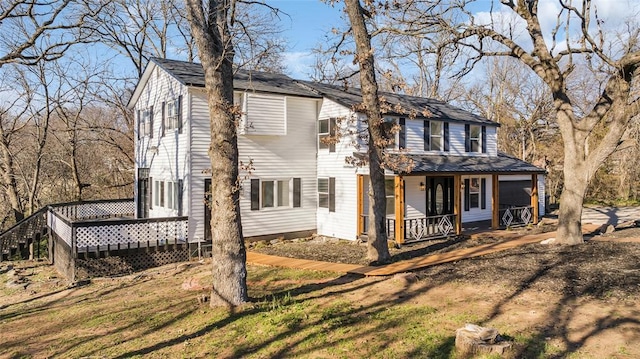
[251,178,301,210]
[166,99,179,130]
[318,177,335,212]
[381,117,396,149]
[139,107,153,138]
[318,118,336,152]
[385,179,395,216]
[465,124,486,153]
[464,177,487,211]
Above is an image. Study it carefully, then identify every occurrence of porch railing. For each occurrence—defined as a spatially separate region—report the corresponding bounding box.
[0,207,48,261]
[499,205,534,228]
[404,214,457,242]
[360,214,396,239]
[360,214,457,242]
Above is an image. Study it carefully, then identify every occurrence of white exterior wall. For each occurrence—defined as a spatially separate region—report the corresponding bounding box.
[316,99,361,240]
[404,176,427,219]
[134,65,190,219]
[461,174,493,223]
[386,118,498,156]
[188,90,319,241]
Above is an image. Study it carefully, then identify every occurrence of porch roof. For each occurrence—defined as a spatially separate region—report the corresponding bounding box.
[386,152,546,175]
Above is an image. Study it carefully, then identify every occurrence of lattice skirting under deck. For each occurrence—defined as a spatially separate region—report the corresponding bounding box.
[75,245,189,279]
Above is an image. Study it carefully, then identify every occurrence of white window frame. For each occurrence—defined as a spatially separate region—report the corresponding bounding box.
[469,125,481,153]
[430,121,443,151]
[318,178,329,209]
[154,181,160,207]
[385,178,395,216]
[261,179,291,209]
[382,117,397,149]
[318,118,330,150]
[469,177,480,209]
[141,108,152,137]
[166,99,179,130]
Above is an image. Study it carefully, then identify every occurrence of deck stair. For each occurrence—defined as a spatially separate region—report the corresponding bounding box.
[0,208,48,261]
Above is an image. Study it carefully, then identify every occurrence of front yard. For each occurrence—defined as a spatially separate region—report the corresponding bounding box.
[2,232,640,359]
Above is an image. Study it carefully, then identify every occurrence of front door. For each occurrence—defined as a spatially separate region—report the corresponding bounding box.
[427,177,454,216]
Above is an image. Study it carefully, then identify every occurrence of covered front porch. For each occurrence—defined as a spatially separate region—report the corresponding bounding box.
[356,153,545,244]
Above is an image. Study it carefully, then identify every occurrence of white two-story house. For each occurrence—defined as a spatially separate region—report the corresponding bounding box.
[128,58,545,245]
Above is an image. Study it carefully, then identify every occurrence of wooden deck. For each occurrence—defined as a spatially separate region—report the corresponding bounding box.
[247,224,602,277]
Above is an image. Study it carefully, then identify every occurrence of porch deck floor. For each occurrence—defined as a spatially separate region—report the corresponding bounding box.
[246,223,602,277]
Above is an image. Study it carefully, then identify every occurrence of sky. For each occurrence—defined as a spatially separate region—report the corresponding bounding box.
[269,0,638,80]
[269,0,346,79]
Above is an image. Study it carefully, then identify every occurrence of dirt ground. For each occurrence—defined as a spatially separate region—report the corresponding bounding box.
[2,225,640,358]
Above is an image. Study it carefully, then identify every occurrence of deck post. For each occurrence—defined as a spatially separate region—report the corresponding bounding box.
[357,174,364,236]
[531,174,539,224]
[453,174,462,235]
[492,174,500,229]
[394,176,405,244]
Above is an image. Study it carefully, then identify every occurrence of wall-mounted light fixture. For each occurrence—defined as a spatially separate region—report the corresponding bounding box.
[419,182,426,191]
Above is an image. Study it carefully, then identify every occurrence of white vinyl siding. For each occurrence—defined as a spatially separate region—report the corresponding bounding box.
[461,175,492,223]
[189,91,318,240]
[316,99,360,240]
[244,93,286,135]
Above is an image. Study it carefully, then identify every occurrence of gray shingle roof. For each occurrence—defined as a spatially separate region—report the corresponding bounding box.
[150,58,321,98]
[298,81,496,126]
[382,152,545,174]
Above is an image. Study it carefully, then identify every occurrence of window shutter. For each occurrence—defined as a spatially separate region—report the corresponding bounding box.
[329,177,336,212]
[178,95,183,134]
[444,122,450,152]
[293,178,301,208]
[149,106,154,138]
[423,120,430,151]
[480,178,486,209]
[464,124,470,152]
[161,101,166,137]
[464,178,470,211]
[399,118,406,149]
[329,117,336,153]
[137,110,141,140]
[250,179,260,210]
[178,179,184,216]
[481,126,487,153]
[149,176,153,209]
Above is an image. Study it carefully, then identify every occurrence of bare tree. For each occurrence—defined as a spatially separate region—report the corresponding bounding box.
[343,0,391,263]
[185,0,248,307]
[0,0,103,68]
[400,0,640,244]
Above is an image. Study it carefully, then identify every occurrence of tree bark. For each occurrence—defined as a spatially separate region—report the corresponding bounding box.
[344,0,391,263]
[185,0,248,306]
[0,135,24,223]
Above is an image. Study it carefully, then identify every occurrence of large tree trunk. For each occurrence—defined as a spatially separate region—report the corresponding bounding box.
[344,0,391,264]
[185,0,248,307]
[0,138,24,223]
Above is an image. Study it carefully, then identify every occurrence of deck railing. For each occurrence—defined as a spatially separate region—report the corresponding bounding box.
[50,199,135,221]
[47,207,188,258]
[499,205,534,228]
[0,207,48,261]
[404,214,456,242]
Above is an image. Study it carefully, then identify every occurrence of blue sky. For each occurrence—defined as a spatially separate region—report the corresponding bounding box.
[269,0,636,80]
[270,0,345,79]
